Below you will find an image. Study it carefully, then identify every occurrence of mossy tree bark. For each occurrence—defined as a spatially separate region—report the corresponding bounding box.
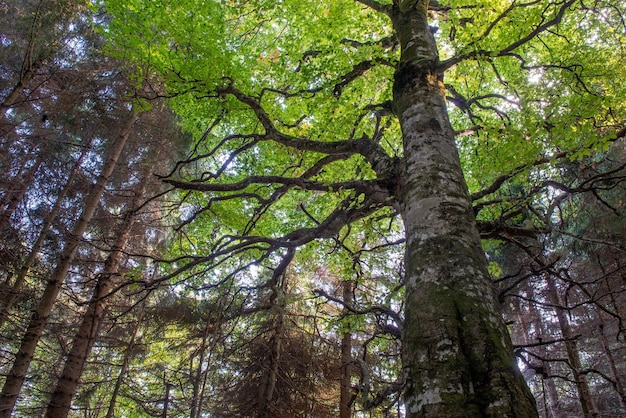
[390,3,537,416]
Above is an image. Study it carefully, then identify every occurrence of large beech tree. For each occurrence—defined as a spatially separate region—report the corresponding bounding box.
[101,0,624,416]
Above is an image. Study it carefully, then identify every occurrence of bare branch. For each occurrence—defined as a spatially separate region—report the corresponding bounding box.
[313,288,403,330]
[439,0,577,71]
[215,84,396,177]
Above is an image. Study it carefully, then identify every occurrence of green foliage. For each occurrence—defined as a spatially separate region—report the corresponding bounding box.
[439,0,626,189]
[95,0,626,415]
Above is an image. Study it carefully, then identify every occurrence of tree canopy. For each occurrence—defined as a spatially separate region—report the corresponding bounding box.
[0,0,624,417]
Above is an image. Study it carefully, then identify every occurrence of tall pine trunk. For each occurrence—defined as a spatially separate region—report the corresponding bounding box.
[44,183,144,418]
[0,140,92,329]
[390,3,536,416]
[339,279,354,418]
[0,115,135,417]
[546,276,598,417]
[105,300,146,418]
[0,157,42,233]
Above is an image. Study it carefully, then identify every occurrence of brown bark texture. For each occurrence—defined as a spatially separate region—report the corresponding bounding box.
[0,142,91,329]
[0,115,135,418]
[44,186,143,418]
[546,276,598,418]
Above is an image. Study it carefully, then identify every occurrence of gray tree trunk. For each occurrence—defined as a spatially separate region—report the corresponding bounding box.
[0,115,135,417]
[390,3,537,416]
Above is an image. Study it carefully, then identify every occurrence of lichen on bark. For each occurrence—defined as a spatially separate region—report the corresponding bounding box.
[391,2,537,416]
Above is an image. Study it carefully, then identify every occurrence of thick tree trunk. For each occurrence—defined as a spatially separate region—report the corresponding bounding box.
[44,187,143,418]
[391,3,537,416]
[0,115,135,417]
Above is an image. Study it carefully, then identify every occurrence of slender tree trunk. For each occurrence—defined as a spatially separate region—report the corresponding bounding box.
[0,56,47,119]
[0,141,91,329]
[0,157,42,233]
[524,290,562,418]
[257,251,292,418]
[162,382,172,418]
[197,360,211,418]
[597,314,626,410]
[190,356,201,418]
[0,0,84,119]
[390,3,536,416]
[339,279,354,418]
[45,186,144,418]
[105,300,146,418]
[528,302,562,418]
[0,115,135,417]
[257,316,283,418]
[190,322,212,418]
[546,276,597,417]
